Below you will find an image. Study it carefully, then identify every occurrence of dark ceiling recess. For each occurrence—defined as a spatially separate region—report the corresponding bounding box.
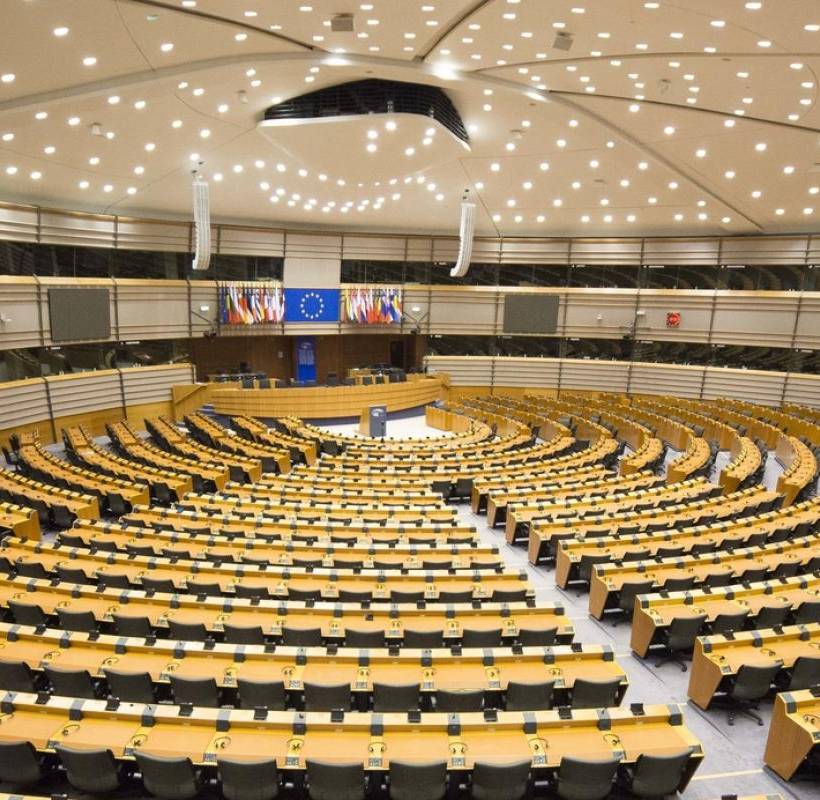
[264,78,469,144]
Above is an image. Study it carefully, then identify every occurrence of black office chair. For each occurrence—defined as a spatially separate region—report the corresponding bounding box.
[113,613,154,638]
[722,662,779,725]
[661,576,697,593]
[517,627,557,646]
[135,752,202,800]
[338,589,372,604]
[373,682,420,712]
[403,628,444,648]
[56,608,98,633]
[288,587,322,601]
[555,756,619,800]
[304,682,350,711]
[345,628,386,648]
[15,560,48,579]
[614,580,655,625]
[0,658,37,692]
[44,665,98,699]
[282,626,323,647]
[98,572,132,590]
[462,628,502,647]
[187,580,222,597]
[436,689,483,712]
[218,757,280,800]
[709,610,750,635]
[755,605,791,628]
[620,750,691,798]
[784,656,820,692]
[305,760,366,800]
[388,760,447,800]
[0,740,48,789]
[438,589,473,604]
[391,589,425,604]
[170,675,220,708]
[168,620,209,642]
[655,614,708,671]
[56,745,123,794]
[56,565,89,585]
[237,678,286,711]
[506,680,554,711]
[104,669,156,704]
[570,677,621,709]
[471,759,531,800]
[577,554,610,589]
[224,624,266,645]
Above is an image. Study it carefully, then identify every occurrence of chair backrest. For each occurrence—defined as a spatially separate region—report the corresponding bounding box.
[345,628,385,648]
[113,614,153,638]
[142,576,177,594]
[472,759,532,800]
[282,626,323,647]
[570,677,621,709]
[731,663,780,701]
[57,565,88,584]
[237,678,286,711]
[788,656,820,692]
[794,600,820,625]
[56,608,97,633]
[490,588,528,603]
[45,665,97,699]
[224,624,266,645]
[506,680,554,711]
[629,750,691,797]
[391,589,425,604]
[403,628,444,648]
[8,599,46,626]
[0,740,43,786]
[436,688,484,712]
[170,675,220,707]
[304,682,350,712]
[338,589,371,604]
[388,760,447,800]
[188,580,222,596]
[235,584,271,600]
[135,752,200,800]
[305,759,365,800]
[168,620,209,642]
[56,745,121,793]
[0,658,35,692]
[438,590,473,604]
[556,756,619,800]
[104,669,156,704]
[462,628,502,648]
[517,627,557,646]
[15,561,48,579]
[661,576,696,592]
[372,682,420,712]
[218,758,279,800]
[666,614,708,651]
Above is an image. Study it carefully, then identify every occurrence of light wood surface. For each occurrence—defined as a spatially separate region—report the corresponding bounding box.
[764,690,820,780]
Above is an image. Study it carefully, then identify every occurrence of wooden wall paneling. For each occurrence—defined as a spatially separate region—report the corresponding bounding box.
[115,218,191,252]
[562,289,637,339]
[340,236,406,261]
[628,363,705,400]
[794,293,820,350]
[187,336,293,380]
[120,365,196,408]
[218,227,285,257]
[0,277,43,350]
[493,357,561,389]
[570,239,643,266]
[701,367,787,407]
[634,291,712,343]
[640,238,720,267]
[115,280,192,341]
[559,358,631,394]
[428,287,497,334]
[710,292,799,349]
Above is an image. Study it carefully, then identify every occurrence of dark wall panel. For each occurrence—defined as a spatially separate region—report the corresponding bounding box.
[502,294,559,334]
[48,287,111,342]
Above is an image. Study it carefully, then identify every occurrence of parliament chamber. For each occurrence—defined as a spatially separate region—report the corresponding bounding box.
[0,2,819,799]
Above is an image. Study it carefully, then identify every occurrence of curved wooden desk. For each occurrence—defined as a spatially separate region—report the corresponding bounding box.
[210,376,444,420]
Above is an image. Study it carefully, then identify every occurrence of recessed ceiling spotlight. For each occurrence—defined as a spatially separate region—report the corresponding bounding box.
[1,73,15,83]
[160,42,174,52]
[82,56,97,66]
[53,26,70,37]
[107,95,120,105]
[67,116,81,126]
[235,33,247,42]
[78,180,89,189]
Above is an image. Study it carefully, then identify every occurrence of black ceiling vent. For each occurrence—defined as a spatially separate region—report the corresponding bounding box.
[263,78,469,144]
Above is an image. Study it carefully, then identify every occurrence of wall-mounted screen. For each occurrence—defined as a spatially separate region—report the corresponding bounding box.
[502,294,559,334]
[48,287,111,342]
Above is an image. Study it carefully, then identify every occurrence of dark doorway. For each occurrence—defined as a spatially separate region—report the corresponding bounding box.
[389,340,405,369]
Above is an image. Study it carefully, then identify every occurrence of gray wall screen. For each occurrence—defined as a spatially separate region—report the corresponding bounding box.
[503,294,559,334]
[48,287,111,342]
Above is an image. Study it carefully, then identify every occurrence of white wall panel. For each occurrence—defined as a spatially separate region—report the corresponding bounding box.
[116,280,192,341]
[428,288,497,334]
[0,379,49,429]
[782,373,820,409]
[500,239,570,265]
[563,290,636,339]
[117,219,191,252]
[121,364,194,405]
[794,294,820,350]
[720,236,810,266]
[341,236,406,261]
[711,292,798,349]
[701,367,786,407]
[0,205,39,243]
[570,239,643,266]
[219,227,285,257]
[0,277,43,349]
[629,363,704,399]
[635,291,712,343]
[46,370,123,416]
[39,212,117,248]
[494,357,561,389]
[560,359,630,393]
[425,356,492,386]
[641,238,720,266]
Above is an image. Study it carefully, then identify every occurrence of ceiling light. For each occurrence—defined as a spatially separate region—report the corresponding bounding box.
[751,189,762,198]
[724,119,736,128]
[668,181,678,189]
[78,180,89,189]
[82,56,97,66]
[724,170,735,179]
[490,162,500,172]
[366,143,377,153]
[103,184,113,193]
[783,165,795,174]
[29,171,41,180]
[710,19,725,27]
[775,207,785,215]
[638,161,649,170]
[35,111,47,121]
[664,126,675,135]
[404,147,415,156]
[89,156,100,165]
[107,95,120,105]
[695,148,707,158]
[144,142,156,151]
[1,73,15,83]
[199,128,210,139]
[134,166,145,175]
[254,160,265,169]
[53,26,69,37]
[160,42,174,52]
[68,116,81,126]
[755,142,767,151]
[1,132,12,142]
[235,33,247,41]
[540,162,549,171]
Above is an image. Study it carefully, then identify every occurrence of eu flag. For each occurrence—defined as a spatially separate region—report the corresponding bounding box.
[284,289,341,323]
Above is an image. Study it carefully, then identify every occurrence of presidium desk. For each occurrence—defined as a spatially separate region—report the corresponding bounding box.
[208,376,446,420]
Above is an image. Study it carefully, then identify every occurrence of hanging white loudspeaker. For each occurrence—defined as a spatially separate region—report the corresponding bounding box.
[450,191,476,278]
[191,175,212,271]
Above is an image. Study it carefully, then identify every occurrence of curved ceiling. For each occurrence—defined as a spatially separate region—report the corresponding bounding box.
[0,0,819,238]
